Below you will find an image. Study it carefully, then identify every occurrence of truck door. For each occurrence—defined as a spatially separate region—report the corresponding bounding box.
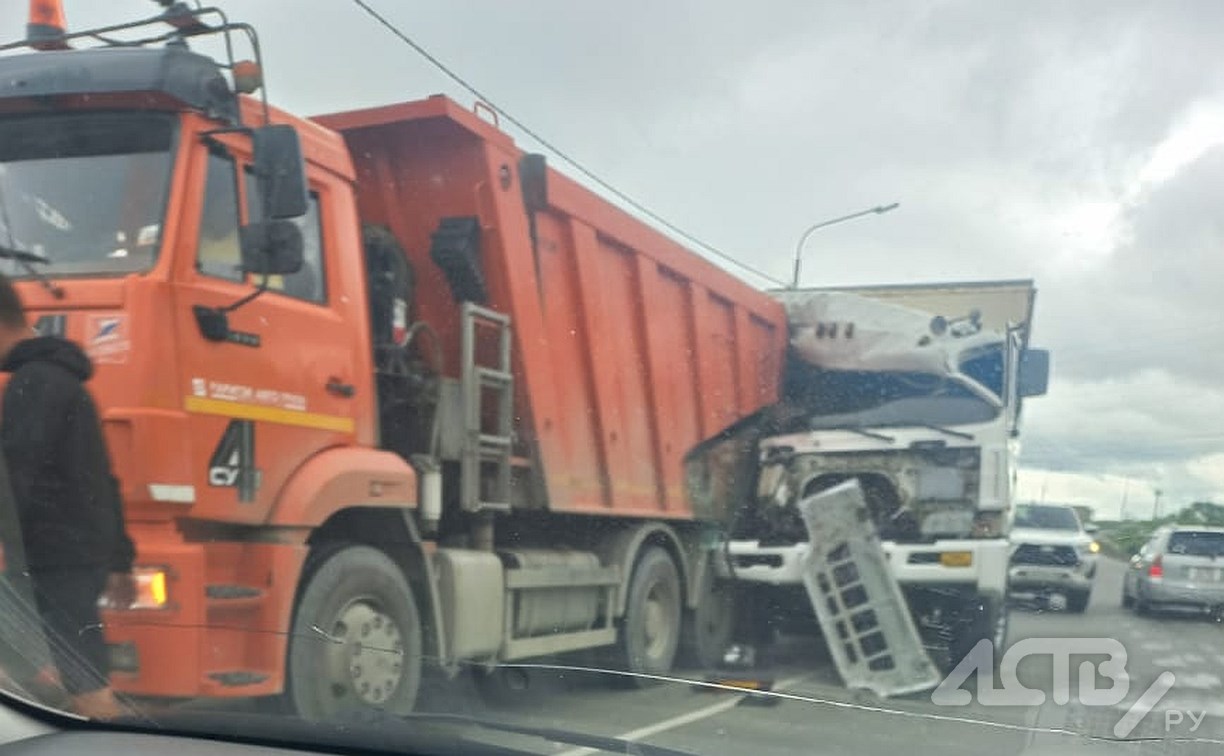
[173,138,361,522]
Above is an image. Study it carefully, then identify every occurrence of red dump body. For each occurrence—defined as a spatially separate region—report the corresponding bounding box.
[314,96,786,519]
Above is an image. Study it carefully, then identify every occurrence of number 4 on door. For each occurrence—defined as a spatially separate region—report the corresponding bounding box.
[208,419,259,502]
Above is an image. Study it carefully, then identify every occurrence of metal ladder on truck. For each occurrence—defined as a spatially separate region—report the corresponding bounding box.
[458,304,621,659]
[460,302,513,512]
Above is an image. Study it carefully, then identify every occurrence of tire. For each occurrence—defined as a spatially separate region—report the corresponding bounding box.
[946,594,1008,674]
[731,583,778,650]
[286,545,423,722]
[678,572,736,670]
[1121,588,1134,609]
[616,547,682,686]
[1066,590,1091,614]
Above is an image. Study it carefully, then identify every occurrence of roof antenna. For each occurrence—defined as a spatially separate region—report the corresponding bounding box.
[26,0,71,50]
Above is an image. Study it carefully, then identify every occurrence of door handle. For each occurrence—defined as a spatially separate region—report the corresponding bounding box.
[326,378,356,398]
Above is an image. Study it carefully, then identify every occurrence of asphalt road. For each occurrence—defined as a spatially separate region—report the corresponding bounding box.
[162,558,1224,755]
[421,558,1224,756]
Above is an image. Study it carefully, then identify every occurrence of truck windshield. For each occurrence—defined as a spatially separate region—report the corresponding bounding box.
[0,112,176,277]
[784,362,1001,428]
[958,342,1005,400]
[807,394,999,431]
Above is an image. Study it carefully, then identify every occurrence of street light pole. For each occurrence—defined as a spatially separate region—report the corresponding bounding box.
[791,202,899,289]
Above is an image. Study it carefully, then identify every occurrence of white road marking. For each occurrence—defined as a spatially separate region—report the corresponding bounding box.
[554,675,808,756]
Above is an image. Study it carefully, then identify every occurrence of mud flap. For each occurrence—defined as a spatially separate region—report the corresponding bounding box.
[797,479,941,697]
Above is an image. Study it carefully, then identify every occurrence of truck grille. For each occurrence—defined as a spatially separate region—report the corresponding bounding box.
[1011,543,1078,567]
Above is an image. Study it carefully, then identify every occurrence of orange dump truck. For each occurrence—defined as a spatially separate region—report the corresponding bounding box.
[0,5,784,718]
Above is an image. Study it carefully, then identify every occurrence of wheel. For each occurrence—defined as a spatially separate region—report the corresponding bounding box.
[616,547,682,686]
[678,571,736,670]
[285,545,423,721]
[945,594,1008,674]
[1121,587,1134,609]
[731,583,778,650]
[1135,595,1152,617]
[1065,590,1091,614]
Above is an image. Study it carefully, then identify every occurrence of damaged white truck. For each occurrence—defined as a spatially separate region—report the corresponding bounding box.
[685,280,1050,678]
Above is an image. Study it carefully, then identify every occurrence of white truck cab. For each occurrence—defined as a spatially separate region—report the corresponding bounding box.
[711,282,1049,671]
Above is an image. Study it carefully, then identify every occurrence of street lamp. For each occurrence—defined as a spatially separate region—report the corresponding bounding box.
[790,202,899,288]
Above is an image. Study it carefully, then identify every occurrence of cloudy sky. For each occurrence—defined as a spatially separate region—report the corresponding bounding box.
[10,0,1224,519]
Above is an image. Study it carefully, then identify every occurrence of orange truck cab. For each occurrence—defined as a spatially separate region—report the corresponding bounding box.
[0,5,785,720]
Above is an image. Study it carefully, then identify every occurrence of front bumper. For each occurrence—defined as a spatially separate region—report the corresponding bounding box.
[103,535,305,699]
[727,538,1009,597]
[1007,562,1094,594]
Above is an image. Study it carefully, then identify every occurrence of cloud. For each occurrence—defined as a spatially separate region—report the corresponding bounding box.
[3,0,1223,511]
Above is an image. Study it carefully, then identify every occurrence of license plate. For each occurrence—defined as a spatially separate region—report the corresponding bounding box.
[1188,567,1222,582]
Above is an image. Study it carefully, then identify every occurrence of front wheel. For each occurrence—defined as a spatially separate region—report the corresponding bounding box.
[945,593,1008,674]
[678,571,735,670]
[286,545,423,722]
[616,547,682,686]
[1065,589,1091,614]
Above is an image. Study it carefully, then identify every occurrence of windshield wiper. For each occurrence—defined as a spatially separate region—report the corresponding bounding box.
[816,423,896,443]
[912,421,974,441]
[0,244,63,299]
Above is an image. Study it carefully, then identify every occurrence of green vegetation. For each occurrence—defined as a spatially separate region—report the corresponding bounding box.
[1093,501,1224,559]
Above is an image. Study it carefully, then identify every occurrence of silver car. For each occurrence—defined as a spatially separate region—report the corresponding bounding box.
[1122,525,1224,616]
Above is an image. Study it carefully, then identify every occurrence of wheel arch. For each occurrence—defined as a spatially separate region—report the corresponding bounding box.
[595,521,701,616]
[269,447,418,528]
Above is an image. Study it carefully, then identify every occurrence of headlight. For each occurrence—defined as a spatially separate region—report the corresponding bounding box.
[99,566,171,611]
[1089,541,1101,554]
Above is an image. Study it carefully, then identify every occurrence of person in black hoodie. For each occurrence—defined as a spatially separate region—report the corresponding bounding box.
[0,274,135,719]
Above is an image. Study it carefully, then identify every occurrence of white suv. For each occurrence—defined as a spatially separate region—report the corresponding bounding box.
[1007,503,1100,612]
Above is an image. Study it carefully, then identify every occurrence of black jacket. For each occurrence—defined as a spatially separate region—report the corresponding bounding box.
[1,337,134,572]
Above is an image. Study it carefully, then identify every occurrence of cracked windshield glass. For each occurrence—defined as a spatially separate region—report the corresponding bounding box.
[0,1,1219,755]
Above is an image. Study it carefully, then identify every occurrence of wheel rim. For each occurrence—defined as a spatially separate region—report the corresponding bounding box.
[325,599,405,707]
[642,579,675,660]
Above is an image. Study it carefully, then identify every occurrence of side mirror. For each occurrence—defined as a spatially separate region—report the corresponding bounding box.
[1084,523,1100,535]
[252,124,308,220]
[241,220,304,276]
[1018,348,1050,398]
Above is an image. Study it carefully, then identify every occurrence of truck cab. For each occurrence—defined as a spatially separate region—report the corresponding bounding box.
[692,285,1050,669]
[0,38,422,700]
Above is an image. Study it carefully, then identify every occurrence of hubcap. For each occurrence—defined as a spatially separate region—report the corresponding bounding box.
[326,600,404,706]
[642,581,672,659]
